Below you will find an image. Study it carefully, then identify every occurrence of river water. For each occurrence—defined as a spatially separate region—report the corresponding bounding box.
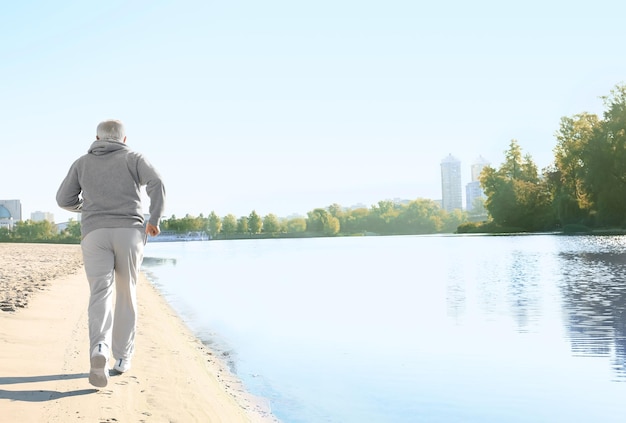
[141,234,626,422]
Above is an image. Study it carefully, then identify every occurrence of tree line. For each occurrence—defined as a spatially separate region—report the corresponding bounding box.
[0,219,81,243]
[0,199,472,244]
[459,84,626,233]
[159,199,472,239]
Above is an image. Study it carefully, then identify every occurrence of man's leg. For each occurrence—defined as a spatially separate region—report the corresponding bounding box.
[81,228,115,354]
[81,228,115,387]
[111,228,144,368]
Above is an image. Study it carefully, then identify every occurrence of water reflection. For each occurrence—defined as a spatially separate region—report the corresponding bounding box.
[445,235,626,381]
[505,252,543,331]
[446,243,547,332]
[559,247,626,380]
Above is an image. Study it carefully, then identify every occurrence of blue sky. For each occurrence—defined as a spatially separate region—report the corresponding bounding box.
[2,0,625,222]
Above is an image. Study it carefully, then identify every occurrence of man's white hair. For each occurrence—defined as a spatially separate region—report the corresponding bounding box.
[96,119,126,141]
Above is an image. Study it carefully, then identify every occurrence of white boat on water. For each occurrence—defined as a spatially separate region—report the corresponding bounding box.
[148,231,209,242]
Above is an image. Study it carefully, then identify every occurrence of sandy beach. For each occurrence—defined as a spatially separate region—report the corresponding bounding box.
[0,243,279,422]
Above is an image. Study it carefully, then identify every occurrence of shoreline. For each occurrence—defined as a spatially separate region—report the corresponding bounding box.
[0,243,279,422]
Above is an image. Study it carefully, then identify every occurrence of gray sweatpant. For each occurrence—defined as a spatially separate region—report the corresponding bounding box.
[81,228,144,362]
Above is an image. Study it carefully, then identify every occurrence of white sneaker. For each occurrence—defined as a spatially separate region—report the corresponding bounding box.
[114,358,131,373]
[89,343,109,388]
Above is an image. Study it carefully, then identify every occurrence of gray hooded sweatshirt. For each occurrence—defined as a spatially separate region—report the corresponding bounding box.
[56,139,166,237]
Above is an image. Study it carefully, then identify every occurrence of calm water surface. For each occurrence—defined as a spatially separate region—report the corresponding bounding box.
[141,235,626,422]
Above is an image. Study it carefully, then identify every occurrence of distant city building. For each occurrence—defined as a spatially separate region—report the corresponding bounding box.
[56,221,70,233]
[470,155,490,182]
[31,211,55,222]
[465,181,483,211]
[440,154,463,212]
[465,155,490,211]
[0,199,22,230]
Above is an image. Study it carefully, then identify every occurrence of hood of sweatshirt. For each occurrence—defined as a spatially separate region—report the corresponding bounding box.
[88,139,128,156]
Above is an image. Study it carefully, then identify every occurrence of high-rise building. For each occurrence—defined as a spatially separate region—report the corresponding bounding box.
[466,155,490,211]
[465,181,482,211]
[0,199,22,230]
[471,155,490,182]
[31,211,55,222]
[440,154,462,212]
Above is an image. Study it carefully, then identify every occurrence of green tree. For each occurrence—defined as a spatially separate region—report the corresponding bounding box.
[580,85,626,226]
[178,214,204,232]
[58,219,81,243]
[501,139,524,179]
[237,216,249,234]
[306,208,340,235]
[0,227,10,241]
[369,200,401,234]
[262,214,280,233]
[396,199,443,234]
[286,217,307,233]
[341,208,369,234]
[323,215,340,235]
[327,203,345,225]
[161,215,178,232]
[162,214,204,233]
[481,166,517,227]
[443,209,468,233]
[513,178,553,230]
[13,220,57,242]
[207,211,222,237]
[306,208,326,233]
[249,210,262,234]
[221,214,237,235]
[552,112,598,224]
[481,142,553,231]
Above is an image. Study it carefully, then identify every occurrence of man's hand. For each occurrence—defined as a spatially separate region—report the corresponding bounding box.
[146,223,160,237]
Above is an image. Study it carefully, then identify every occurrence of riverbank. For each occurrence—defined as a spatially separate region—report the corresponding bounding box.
[0,243,278,422]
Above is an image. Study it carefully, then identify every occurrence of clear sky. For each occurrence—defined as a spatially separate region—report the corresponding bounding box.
[2,0,625,223]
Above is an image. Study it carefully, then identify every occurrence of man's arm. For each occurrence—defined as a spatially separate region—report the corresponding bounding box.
[56,163,84,212]
[136,155,166,235]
